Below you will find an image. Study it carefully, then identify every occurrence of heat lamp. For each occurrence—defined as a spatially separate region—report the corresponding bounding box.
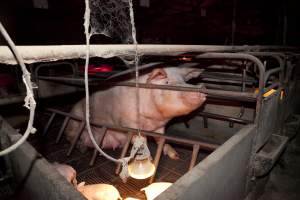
[127,136,155,180]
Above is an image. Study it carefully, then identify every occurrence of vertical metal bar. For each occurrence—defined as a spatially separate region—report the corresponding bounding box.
[55,117,70,143]
[115,132,134,174]
[43,113,56,136]
[67,122,86,156]
[189,144,200,171]
[149,138,166,183]
[203,117,208,128]
[89,127,108,166]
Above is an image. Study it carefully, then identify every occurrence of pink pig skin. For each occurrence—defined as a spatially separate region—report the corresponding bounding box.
[65,67,206,159]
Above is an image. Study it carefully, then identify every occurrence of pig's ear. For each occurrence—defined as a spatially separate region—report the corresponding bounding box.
[147,68,167,83]
[182,68,204,81]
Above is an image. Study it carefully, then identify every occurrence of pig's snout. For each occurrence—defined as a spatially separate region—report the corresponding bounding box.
[181,92,206,107]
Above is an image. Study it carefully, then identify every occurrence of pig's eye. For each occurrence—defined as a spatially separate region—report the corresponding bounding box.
[165,80,169,84]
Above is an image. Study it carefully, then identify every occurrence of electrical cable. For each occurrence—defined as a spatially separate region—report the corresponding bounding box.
[0,22,36,156]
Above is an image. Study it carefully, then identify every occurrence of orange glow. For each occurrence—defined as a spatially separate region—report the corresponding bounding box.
[128,158,155,179]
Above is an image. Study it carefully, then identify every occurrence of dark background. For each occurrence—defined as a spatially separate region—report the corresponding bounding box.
[0,0,299,46]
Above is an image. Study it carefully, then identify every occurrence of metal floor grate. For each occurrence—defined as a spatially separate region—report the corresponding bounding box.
[28,112,211,199]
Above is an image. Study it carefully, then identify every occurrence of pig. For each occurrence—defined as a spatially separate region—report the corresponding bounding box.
[76,182,121,200]
[52,162,78,186]
[65,67,206,159]
[141,182,172,200]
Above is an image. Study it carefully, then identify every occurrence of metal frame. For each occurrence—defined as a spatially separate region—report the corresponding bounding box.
[44,108,219,183]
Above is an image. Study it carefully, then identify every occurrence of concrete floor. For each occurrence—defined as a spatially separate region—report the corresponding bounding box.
[259,115,300,200]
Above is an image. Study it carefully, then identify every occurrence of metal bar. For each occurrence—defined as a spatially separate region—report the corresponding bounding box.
[200,73,255,84]
[55,117,70,144]
[38,76,257,102]
[203,117,208,128]
[149,138,166,183]
[115,132,133,174]
[195,52,265,123]
[107,82,257,102]
[1,45,298,65]
[67,122,86,156]
[43,113,56,136]
[46,108,219,151]
[107,62,164,80]
[189,144,200,171]
[265,67,281,85]
[34,61,77,98]
[89,127,107,166]
[248,52,285,84]
[197,112,253,125]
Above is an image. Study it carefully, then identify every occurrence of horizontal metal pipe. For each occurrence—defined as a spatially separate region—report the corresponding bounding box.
[0,94,25,106]
[197,112,253,124]
[38,76,257,102]
[0,45,298,65]
[46,108,219,150]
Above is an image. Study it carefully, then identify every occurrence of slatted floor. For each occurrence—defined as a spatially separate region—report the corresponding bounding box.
[28,113,210,199]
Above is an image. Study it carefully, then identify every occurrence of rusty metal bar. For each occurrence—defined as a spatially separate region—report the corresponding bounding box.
[149,138,166,183]
[189,144,200,171]
[67,122,86,156]
[43,113,56,136]
[197,112,253,125]
[89,127,108,166]
[46,108,219,151]
[115,132,134,174]
[55,117,70,143]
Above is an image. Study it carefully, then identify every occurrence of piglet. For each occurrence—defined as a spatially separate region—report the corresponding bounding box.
[66,67,206,160]
[77,182,121,200]
[52,162,77,186]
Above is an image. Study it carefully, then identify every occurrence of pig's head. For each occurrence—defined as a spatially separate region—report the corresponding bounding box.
[146,67,206,119]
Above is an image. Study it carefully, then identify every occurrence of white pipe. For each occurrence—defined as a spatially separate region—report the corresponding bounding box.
[0,45,297,65]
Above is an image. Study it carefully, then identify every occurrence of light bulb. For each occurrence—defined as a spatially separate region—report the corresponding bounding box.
[128,157,155,179]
